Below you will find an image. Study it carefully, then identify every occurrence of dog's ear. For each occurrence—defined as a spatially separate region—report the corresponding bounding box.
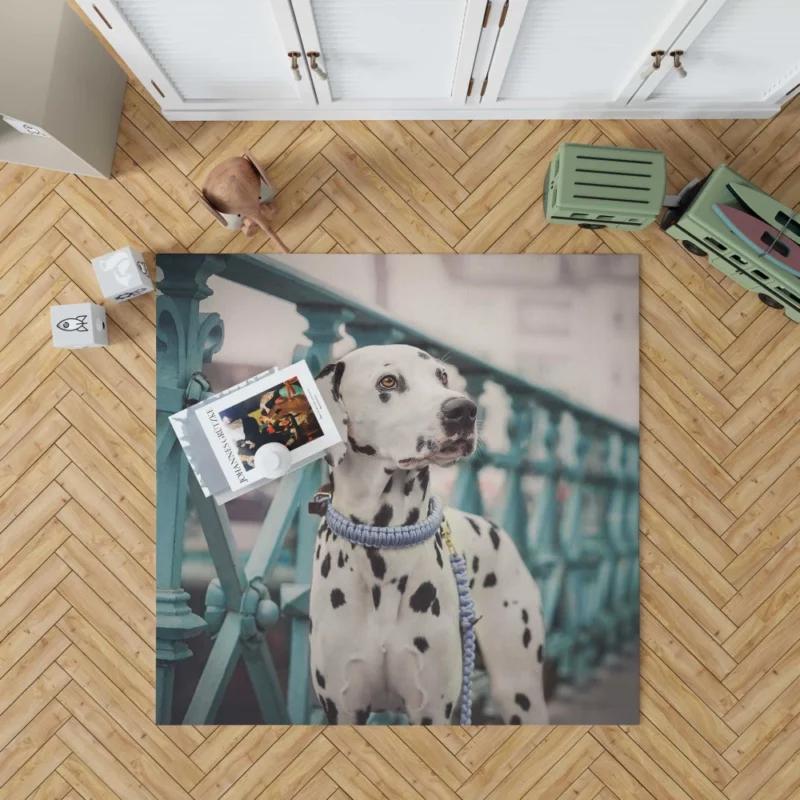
[316,361,348,467]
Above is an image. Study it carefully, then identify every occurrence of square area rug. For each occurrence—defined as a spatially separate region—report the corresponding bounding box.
[155,253,640,726]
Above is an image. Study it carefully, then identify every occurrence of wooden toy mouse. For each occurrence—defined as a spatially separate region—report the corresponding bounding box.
[196,149,289,253]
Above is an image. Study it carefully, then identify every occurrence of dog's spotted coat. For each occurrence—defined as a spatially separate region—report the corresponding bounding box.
[309,345,548,725]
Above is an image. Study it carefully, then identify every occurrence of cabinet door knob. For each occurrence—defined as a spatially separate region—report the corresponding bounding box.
[670,50,687,79]
[288,52,302,81]
[307,52,328,81]
[640,50,665,81]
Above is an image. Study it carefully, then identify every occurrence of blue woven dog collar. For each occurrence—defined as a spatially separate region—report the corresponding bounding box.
[314,494,444,548]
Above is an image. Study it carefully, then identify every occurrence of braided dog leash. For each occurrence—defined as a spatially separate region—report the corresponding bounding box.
[310,492,478,724]
[441,519,476,725]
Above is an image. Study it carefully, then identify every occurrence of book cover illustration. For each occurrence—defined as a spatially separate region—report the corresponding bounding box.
[170,360,341,503]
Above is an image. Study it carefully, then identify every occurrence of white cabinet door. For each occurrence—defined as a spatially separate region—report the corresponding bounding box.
[479,0,706,111]
[75,0,316,112]
[289,0,487,109]
[631,0,800,109]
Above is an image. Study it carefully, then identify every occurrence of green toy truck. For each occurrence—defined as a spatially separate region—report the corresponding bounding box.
[543,143,666,232]
[544,143,800,323]
[659,165,800,322]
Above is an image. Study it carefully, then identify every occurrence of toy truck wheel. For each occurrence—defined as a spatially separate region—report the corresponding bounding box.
[682,240,707,257]
[578,223,606,229]
[758,293,784,310]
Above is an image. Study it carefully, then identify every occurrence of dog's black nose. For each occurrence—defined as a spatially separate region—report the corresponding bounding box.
[441,397,478,426]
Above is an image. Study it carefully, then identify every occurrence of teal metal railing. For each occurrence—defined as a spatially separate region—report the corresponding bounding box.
[155,253,639,725]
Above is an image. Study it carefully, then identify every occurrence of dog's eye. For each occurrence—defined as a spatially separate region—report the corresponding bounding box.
[439,370,448,386]
[379,375,397,389]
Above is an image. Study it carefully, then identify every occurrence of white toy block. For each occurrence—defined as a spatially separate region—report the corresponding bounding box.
[91,246,154,302]
[50,303,108,349]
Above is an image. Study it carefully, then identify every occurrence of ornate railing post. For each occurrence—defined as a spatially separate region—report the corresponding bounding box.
[451,373,489,516]
[529,406,563,651]
[589,430,616,662]
[155,254,226,724]
[558,416,595,685]
[601,431,626,657]
[498,392,534,562]
[347,322,403,349]
[622,438,641,642]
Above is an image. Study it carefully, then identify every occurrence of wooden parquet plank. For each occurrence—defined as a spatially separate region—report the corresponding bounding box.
[457,728,549,800]
[0,699,71,790]
[454,121,538,192]
[2,61,800,799]
[189,726,288,800]
[454,119,578,233]
[116,116,200,212]
[55,391,153,500]
[187,122,238,158]
[0,228,68,314]
[637,681,737,790]
[0,163,37,207]
[401,121,469,175]
[391,727,472,789]
[0,170,66,243]
[641,577,737,684]
[0,733,71,800]
[0,192,68,276]
[358,726,461,800]
[256,733,338,800]
[724,641,800,734]
[640,357,735,464]
[723,713,800,800]
[57,682,192,800]
[723,532,800,625]
[324,726,426,800]
[56,536,153,642]
[364,121,469,210]
[55,427,153,536]
[324,132,456,251]
[320,170,416,254]
[641,538,736,643]
[0,591,70,683]
[111,147,203,248]
[323,752,387,800]
[591,726,703,800]
[122,85,202,176]
[640,501,736,608]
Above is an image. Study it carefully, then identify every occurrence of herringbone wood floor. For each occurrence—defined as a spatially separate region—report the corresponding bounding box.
[3,46,800,799]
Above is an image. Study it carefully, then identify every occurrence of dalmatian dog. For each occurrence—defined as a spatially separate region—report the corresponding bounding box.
[308,344,548,726]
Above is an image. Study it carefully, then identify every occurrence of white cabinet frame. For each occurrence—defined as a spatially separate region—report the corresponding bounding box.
[479,0,711,111]
[75,0,318,113]
[289,0,488,109]
[626,0,729,105]
[76,0,789,120]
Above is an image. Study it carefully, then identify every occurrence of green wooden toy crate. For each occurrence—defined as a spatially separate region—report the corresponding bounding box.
[660,164,800,322]
[543,143,666,231]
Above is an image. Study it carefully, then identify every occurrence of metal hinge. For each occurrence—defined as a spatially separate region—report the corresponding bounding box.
[499,0,509,27]
[482,0,492,27]
[480,77,488,97]
[467,78,474,97]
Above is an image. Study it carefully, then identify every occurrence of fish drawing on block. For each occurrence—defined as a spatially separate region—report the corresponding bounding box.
[56,315,89,332]
[713,204,800,278]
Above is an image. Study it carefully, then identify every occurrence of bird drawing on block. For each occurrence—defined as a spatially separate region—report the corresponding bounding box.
[196,149,289,253]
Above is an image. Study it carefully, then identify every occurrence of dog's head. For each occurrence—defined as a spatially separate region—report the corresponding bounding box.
[316,344,477,469]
